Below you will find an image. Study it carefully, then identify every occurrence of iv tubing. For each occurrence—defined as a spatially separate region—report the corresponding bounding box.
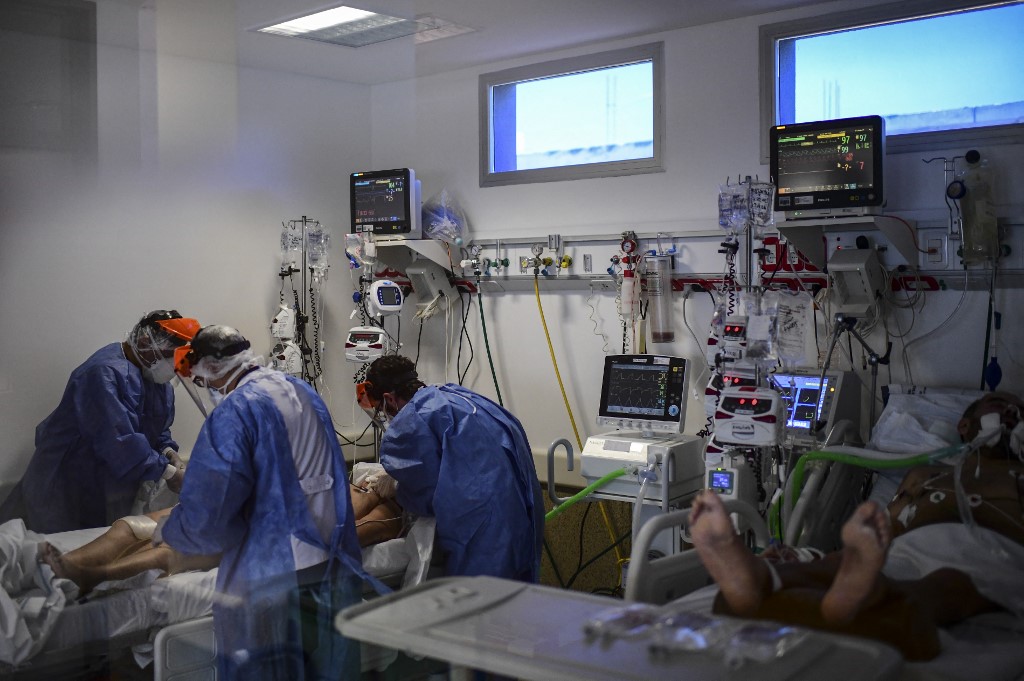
[546,468,628,522]
[632,477,650,538]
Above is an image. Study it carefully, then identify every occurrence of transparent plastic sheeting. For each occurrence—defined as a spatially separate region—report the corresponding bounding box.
[583,601,807,670]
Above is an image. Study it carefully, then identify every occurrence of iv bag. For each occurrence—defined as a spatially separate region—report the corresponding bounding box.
[281,222,303,271]
[271,341,303,376]
[305,221,330,279]
[270,304,296,340]
[718,184,749,233]
[774,290,813,367]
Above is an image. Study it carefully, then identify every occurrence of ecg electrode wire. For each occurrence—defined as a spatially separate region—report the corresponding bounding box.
[586,284,612,354]
[901,267,969,383]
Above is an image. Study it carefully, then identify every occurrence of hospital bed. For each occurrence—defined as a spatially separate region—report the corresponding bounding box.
[625,384,1024,681]
[0,515,438,680]
[337,386,1024,681]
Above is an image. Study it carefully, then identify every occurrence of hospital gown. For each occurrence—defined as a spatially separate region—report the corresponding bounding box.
[380,384,544,582]
[161,368,366,681]
[0,343,178,533]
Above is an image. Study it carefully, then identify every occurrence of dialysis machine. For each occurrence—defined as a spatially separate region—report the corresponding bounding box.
[577,355,704,558]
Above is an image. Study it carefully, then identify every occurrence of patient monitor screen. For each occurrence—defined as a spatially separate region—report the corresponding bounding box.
[350,168,416,236]
[598,355,688,432]
[770,372,833,431]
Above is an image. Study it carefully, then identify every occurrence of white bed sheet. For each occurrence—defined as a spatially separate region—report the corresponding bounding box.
[1,519,418,672]
[0,522,219,670]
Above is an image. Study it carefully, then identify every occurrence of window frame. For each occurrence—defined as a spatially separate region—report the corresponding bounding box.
[479,42,664,188]
[758,0,1024,163]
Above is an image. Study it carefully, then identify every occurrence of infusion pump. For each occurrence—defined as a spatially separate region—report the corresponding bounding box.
[344,326,390,363]
[713,386,784,446]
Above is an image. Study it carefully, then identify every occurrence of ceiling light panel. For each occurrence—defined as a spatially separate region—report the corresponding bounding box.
[256,5,422,47]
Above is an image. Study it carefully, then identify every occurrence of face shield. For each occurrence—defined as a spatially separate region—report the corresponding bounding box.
[357,381,395,430]
[129,317,199,384]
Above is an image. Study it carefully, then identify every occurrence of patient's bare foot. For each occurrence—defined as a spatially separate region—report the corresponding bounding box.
[689,491,769,616]
[38,541,98,593]
[821,501,891,624]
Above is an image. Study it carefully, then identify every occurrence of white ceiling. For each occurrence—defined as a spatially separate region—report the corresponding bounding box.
[223,0,853,85]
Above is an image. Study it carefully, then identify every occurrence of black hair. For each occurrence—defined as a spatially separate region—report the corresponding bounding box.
[365,355,424,402]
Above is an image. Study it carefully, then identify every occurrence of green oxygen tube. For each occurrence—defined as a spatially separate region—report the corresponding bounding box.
[546,468,629,522]
[788,444,967,514]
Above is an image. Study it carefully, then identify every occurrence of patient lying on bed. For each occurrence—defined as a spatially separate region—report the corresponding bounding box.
[38,482,403,595]
[690,391,1024,661]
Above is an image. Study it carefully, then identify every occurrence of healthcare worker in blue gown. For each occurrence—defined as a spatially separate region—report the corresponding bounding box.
[0,310,200,533]
[158,325,371,681]
[363,355,544,582]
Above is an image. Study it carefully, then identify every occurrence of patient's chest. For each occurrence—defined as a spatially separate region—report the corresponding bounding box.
[888,461,1024,546]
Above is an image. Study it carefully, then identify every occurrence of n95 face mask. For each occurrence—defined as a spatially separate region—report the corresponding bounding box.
[143,357,177,384]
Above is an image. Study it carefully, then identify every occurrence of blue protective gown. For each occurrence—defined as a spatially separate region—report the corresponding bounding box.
[161,368,366,681]
[0,343,177,533]
[380,384,544,581]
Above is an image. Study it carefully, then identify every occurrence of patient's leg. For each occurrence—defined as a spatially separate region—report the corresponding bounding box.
[40,542,174,594]
[48,507,175,568]
[689,491,773,616]
[37,507,185,594]
[821,501,891,624]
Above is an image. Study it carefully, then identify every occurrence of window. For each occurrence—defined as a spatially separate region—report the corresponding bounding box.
[479,43,663,187]
[759,0,1024,158]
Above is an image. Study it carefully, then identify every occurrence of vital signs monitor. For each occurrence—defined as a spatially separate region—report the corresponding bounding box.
[770,115,885,220]
[596,355,690,435]
[350,168,422,239]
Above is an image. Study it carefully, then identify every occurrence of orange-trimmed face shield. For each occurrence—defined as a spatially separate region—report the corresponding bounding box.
[174,344,199,378]
[155,318,201,345]
[356,382,379,411]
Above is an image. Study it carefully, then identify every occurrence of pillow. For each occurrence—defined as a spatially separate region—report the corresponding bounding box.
[867,384,989,454]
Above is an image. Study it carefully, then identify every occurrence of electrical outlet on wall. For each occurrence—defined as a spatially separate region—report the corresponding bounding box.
[925,235,947,267]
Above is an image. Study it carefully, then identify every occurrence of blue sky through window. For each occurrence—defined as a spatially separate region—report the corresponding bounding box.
[514,62,653,155]
[784,4,1024,133]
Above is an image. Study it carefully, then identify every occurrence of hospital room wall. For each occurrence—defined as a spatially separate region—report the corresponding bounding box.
[0,1,373,480]
[368,2,1024,453]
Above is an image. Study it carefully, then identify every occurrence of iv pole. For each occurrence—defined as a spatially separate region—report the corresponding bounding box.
[820,313,892,440]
